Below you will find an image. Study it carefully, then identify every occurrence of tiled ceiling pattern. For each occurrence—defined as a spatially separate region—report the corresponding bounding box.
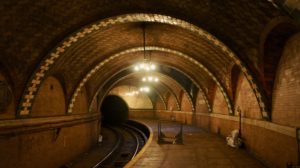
[85,51,214,97]
[0,0,283,98]
[48,23,234,99]
[64,47,226,114]
[92,67,202,112]
[0,0,287,117]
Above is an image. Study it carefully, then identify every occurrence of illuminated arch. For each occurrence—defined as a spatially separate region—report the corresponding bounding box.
[18,13,268,119]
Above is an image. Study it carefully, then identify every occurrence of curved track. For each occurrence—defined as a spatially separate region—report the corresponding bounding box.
[94,122,148,168]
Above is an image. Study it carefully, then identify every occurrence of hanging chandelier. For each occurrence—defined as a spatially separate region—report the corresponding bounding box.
[142,76,159,82]
[134,23,159,89]
[139,86,150,93]
[134,62,156,71]
[133,24,157,72]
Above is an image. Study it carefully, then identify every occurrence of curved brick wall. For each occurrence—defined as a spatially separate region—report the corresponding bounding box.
[212,87,228,115]
[32,76,66,116]
[72,86,89,114]
[234,74,261,119]
[0,72,15,119]
[273,32,300,127]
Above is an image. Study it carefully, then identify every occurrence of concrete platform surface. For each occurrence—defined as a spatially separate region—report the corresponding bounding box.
[130,119,266,168]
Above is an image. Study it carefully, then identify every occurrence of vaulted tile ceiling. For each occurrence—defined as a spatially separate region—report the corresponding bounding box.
[1,0,297,119]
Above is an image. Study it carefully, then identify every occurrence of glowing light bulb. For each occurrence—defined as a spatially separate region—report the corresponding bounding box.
[150,64,156,70]
[145,87,150,92]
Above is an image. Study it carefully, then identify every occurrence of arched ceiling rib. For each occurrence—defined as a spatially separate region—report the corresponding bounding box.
[1,1,285,120]
[69,48,229,108]
[91,64,210,113]
[0,1,283,94]
[67,47,228,114]
[113,72,189,111]
[107,82,168,111]
[16,13,275,119]
[48,22,235,98]
[116,78,176,110]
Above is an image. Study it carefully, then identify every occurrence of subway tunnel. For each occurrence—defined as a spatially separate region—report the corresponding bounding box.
[0,1,300,167]
[101,95,129,125]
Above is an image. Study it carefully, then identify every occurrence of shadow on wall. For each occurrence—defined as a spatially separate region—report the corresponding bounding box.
[101,95,129,125]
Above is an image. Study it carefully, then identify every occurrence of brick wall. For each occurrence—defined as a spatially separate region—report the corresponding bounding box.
[203,115,298,168]
[89,99,98,113]
[0,121,98,168]
[234,74,261,119]
[0,72,15,119]
[195,92,209,113]
[0,75,100,167]
[31,76,66,116]
[272,32,300,127]
[72,86,88,114]
[156,111,193,124]
[212,87,228,114]
[180,93,192,112]
[154,98,166,110]
[166,94,178,110]
[129,110,155,119]
[195,114,210,130]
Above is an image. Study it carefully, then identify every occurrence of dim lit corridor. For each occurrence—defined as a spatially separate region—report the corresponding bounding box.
[1,1,300,168]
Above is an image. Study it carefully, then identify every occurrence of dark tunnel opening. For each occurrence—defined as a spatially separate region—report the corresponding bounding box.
[100,95,129,125]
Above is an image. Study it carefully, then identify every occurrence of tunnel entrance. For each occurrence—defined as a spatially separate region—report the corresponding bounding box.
[100,95,129,125]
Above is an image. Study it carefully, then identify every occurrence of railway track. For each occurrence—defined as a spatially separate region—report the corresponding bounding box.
[93,121,148,168]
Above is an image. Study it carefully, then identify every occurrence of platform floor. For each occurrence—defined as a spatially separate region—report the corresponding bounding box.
[131,119,266,168]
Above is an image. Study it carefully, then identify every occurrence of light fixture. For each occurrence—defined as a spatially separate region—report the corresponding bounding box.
[124,85,139,96]
[125,91,139,96]
[133,23,159,92]
[134,23,157,72]
[139,86,150,93]
[134,62,156,71]
[142,76,159,82]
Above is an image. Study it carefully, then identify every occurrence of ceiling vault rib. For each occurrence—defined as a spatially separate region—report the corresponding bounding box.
[67,46,227,114]
[18,13,269,119]
[163,65,211,113]
[88,68,188,113]
[154,74,182,111]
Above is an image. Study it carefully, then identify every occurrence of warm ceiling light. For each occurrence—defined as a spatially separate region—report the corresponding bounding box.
[133,23,159,93]
[134,62,156,72]
[125,86,139,96]
[125,90,139,96]
[139,86,150,93]
[141,76,159,82]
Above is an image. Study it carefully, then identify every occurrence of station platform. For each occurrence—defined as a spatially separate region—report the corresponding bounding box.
[128,119,266,168]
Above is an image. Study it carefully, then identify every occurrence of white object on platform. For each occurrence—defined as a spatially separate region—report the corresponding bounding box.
[98,134,103,143]
[226,129,242,148]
